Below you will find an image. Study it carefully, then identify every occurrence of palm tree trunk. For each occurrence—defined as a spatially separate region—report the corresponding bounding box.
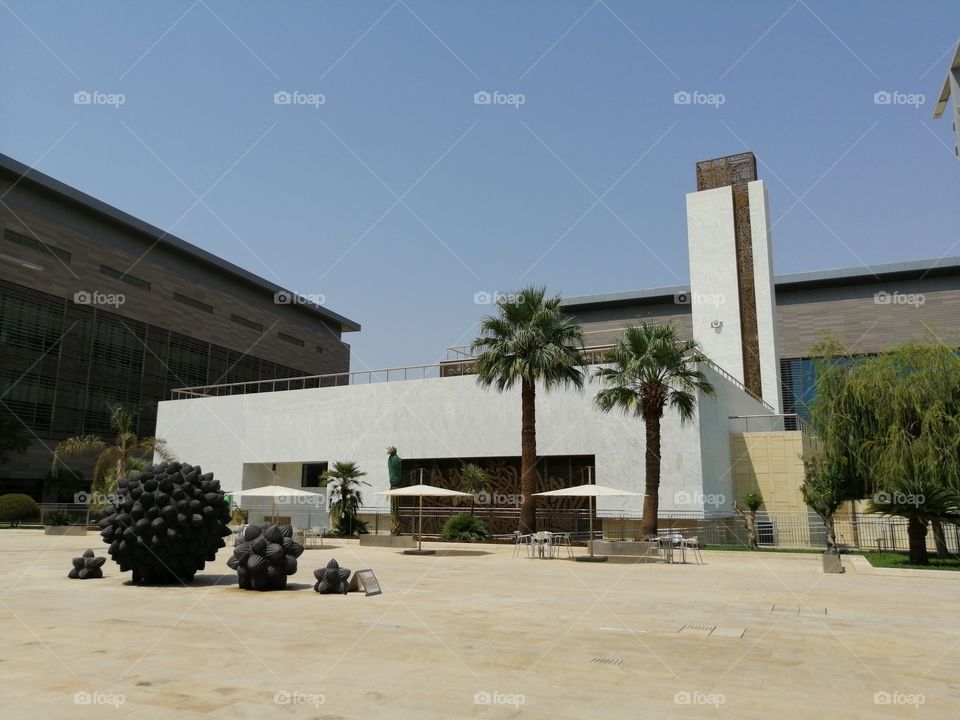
[640,411,661,538]
[932,520,949,559]
[907,516,929,565]
[519,378,537,533]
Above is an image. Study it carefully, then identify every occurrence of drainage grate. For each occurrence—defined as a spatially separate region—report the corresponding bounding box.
[647,617,676,625]
[591,657,624,666]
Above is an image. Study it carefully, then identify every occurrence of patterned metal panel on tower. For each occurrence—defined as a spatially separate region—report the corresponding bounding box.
[694,152,763,400]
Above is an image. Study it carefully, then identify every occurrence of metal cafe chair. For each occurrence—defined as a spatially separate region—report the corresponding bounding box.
[512,530,532,558]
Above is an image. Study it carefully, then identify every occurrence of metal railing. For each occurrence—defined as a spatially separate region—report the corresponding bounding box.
[729,414,806,433]
[171,361,478,399]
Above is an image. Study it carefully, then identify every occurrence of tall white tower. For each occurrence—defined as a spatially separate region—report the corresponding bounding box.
[685,152,781,413]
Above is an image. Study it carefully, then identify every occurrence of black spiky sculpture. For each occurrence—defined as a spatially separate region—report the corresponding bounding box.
[314,558,351,594]
[227,523,304,590]
[98,462,232,584]
[68,549,106,579]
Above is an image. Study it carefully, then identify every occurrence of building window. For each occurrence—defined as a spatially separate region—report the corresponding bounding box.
[172,292,213,314]
[301,462,328,488]
[4,228,71,263]
[278,331,304,347]
[99,265,151,290]
[230,314,263,332]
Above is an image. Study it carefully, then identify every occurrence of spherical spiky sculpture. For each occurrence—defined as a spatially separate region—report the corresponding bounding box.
[98,462,232,584]
[68,549,106,579]
[227,523,304,590]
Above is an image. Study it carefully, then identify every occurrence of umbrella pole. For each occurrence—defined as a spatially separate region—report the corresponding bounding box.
[589,496,594,557]
[418,495,423,551]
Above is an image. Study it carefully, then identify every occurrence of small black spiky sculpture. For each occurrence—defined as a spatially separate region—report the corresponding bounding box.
[314,558,351,594]
[227,523,304,590]
[68,549,106,579]
[98,462,232,584]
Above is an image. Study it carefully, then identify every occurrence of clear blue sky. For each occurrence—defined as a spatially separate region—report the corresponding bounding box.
[2,1,958,372]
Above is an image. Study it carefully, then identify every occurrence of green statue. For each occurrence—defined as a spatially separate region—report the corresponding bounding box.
[387,447,402,535]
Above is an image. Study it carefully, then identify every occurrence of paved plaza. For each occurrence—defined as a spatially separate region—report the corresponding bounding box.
[1,530,958,719]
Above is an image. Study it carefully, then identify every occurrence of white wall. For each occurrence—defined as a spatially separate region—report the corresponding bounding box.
[686,186,745,383]
[155,365,764,518]
[748,180,783,413]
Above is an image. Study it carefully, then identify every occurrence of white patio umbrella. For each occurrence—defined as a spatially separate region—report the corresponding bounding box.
[534,482,646,562]
[376,483,471,554]
[229,484,324,520]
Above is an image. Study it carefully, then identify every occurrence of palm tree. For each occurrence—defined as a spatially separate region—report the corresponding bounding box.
[53,404,169,509]
[460,463,492,515]
[594,324,714,538]
[472,287,586,533]
[321,461,370,536]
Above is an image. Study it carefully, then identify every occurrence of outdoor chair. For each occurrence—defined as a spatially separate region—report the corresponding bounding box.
[550,532,574,558]
[530,531,553,558]
[681,535,703,565]
[511,530,531,558]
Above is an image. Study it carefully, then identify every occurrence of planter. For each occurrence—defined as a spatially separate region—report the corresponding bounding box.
[359,535,416,549]
[44,525,88,536]
[593,540,659,560]
[822,551,845,574]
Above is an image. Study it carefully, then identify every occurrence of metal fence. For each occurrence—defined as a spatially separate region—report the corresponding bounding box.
[32,503,960,554]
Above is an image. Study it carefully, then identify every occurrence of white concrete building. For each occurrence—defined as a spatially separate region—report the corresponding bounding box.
[154,152,795,528]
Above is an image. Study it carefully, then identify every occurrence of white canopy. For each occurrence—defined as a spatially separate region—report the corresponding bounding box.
[376,483,471,498]
[229,485,324,498]
[534,483,646,498]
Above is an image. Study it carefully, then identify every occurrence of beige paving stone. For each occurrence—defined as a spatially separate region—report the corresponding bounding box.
[1,530,959,718]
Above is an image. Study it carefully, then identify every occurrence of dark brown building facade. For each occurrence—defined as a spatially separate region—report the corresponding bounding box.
[0,154,359,496]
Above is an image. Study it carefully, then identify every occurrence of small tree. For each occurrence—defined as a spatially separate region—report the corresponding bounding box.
[460,463,492,515]
[53,404,169,510]
[732,492,763,549]
[322,461,370,536]
[801,454,848,551]
[0,494,39,526]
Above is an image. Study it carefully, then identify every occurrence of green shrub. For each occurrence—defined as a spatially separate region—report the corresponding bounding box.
[45,510,73,526]
[0,494,40,525]
[442,513,488,542]
[333,517,369,537]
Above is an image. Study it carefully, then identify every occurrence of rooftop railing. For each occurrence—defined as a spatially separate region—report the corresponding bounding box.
[171,344,774,414]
